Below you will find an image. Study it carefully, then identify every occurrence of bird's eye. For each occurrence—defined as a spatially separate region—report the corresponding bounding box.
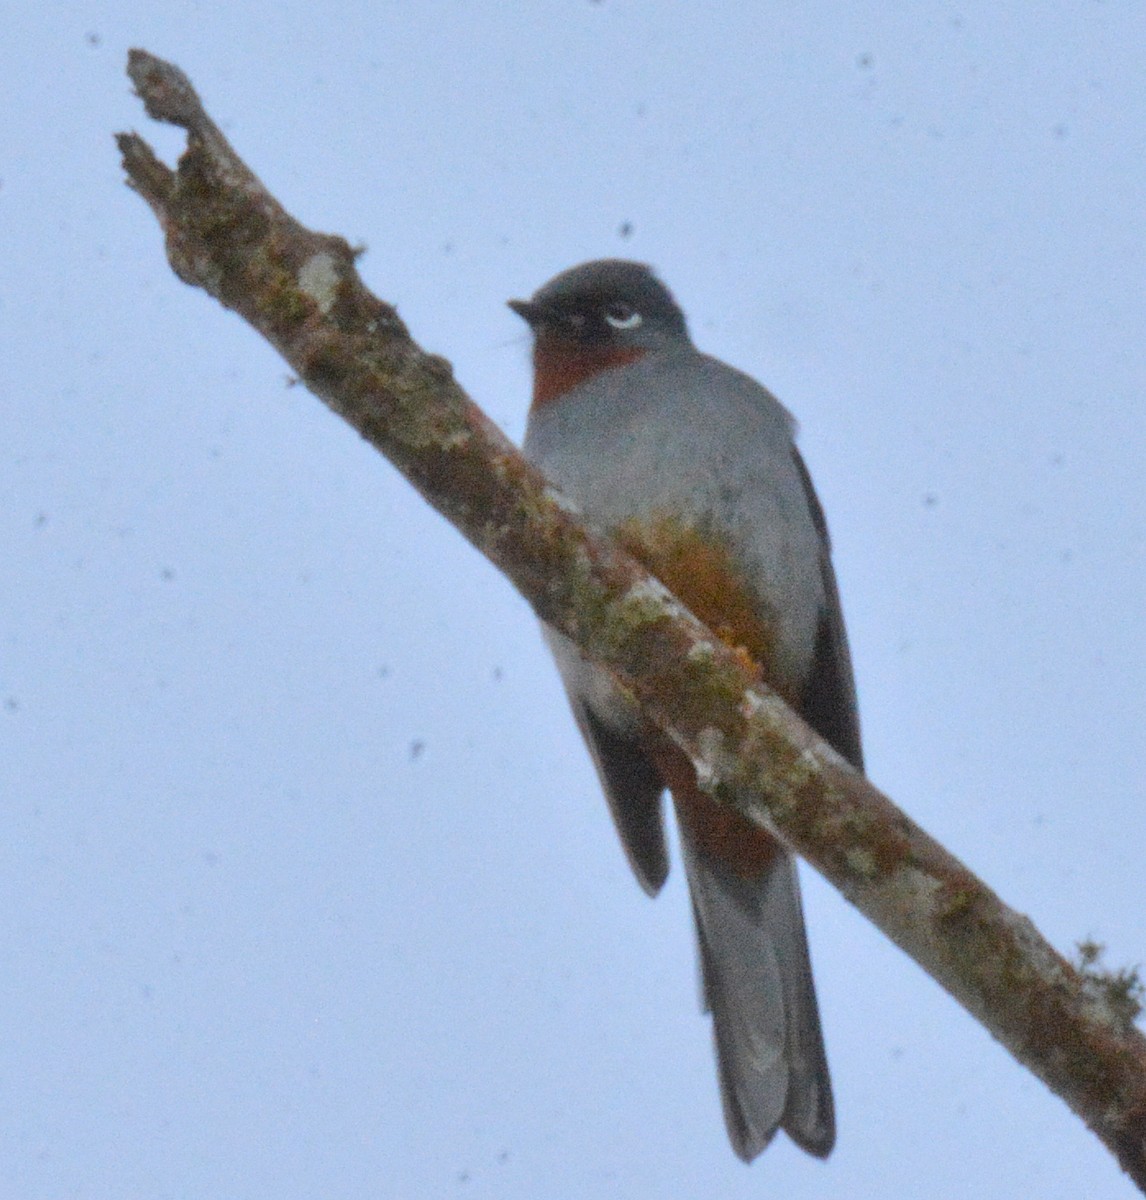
[603,303,642,330]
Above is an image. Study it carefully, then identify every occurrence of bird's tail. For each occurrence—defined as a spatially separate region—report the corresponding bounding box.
[678,831,835,1160]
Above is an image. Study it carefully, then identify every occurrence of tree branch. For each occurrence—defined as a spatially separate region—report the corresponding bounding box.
[117,49,1146,1189]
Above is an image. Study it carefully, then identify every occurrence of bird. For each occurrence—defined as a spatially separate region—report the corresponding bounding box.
[510,259,863,1162]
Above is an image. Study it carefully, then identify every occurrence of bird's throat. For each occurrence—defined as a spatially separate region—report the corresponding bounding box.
[530,339,646,410]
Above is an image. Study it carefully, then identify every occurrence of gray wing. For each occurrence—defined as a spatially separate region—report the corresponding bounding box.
[540,626,669,896]
[791,447,863,771]
[570,701,668,895]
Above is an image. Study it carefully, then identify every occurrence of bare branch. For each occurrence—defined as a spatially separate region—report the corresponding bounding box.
[117,49,1146,1190]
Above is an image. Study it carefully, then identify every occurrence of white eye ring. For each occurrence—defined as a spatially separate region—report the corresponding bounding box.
[603,304,642,330]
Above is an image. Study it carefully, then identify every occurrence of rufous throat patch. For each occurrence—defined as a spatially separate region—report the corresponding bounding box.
[531,338,646,409]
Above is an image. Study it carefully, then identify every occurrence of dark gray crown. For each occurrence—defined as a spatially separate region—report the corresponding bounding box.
[510,259,690,345]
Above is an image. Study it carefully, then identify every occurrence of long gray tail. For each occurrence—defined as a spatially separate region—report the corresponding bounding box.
[679,835,835,1160]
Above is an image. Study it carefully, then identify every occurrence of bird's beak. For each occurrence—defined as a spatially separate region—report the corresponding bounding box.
[507,298,543,326]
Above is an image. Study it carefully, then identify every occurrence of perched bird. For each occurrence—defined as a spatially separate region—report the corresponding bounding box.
[511,260,863,1161]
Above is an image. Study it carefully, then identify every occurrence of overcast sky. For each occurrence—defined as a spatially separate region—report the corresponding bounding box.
[4,4,1145,1198]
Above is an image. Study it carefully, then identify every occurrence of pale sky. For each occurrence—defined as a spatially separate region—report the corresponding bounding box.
[4,4,1145,1198]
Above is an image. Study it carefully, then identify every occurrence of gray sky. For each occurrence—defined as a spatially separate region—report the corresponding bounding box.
[4,3,1145,1197]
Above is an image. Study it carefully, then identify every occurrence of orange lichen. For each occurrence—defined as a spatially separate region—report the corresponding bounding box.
[614,511,795,703]
[614,510,794,881]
